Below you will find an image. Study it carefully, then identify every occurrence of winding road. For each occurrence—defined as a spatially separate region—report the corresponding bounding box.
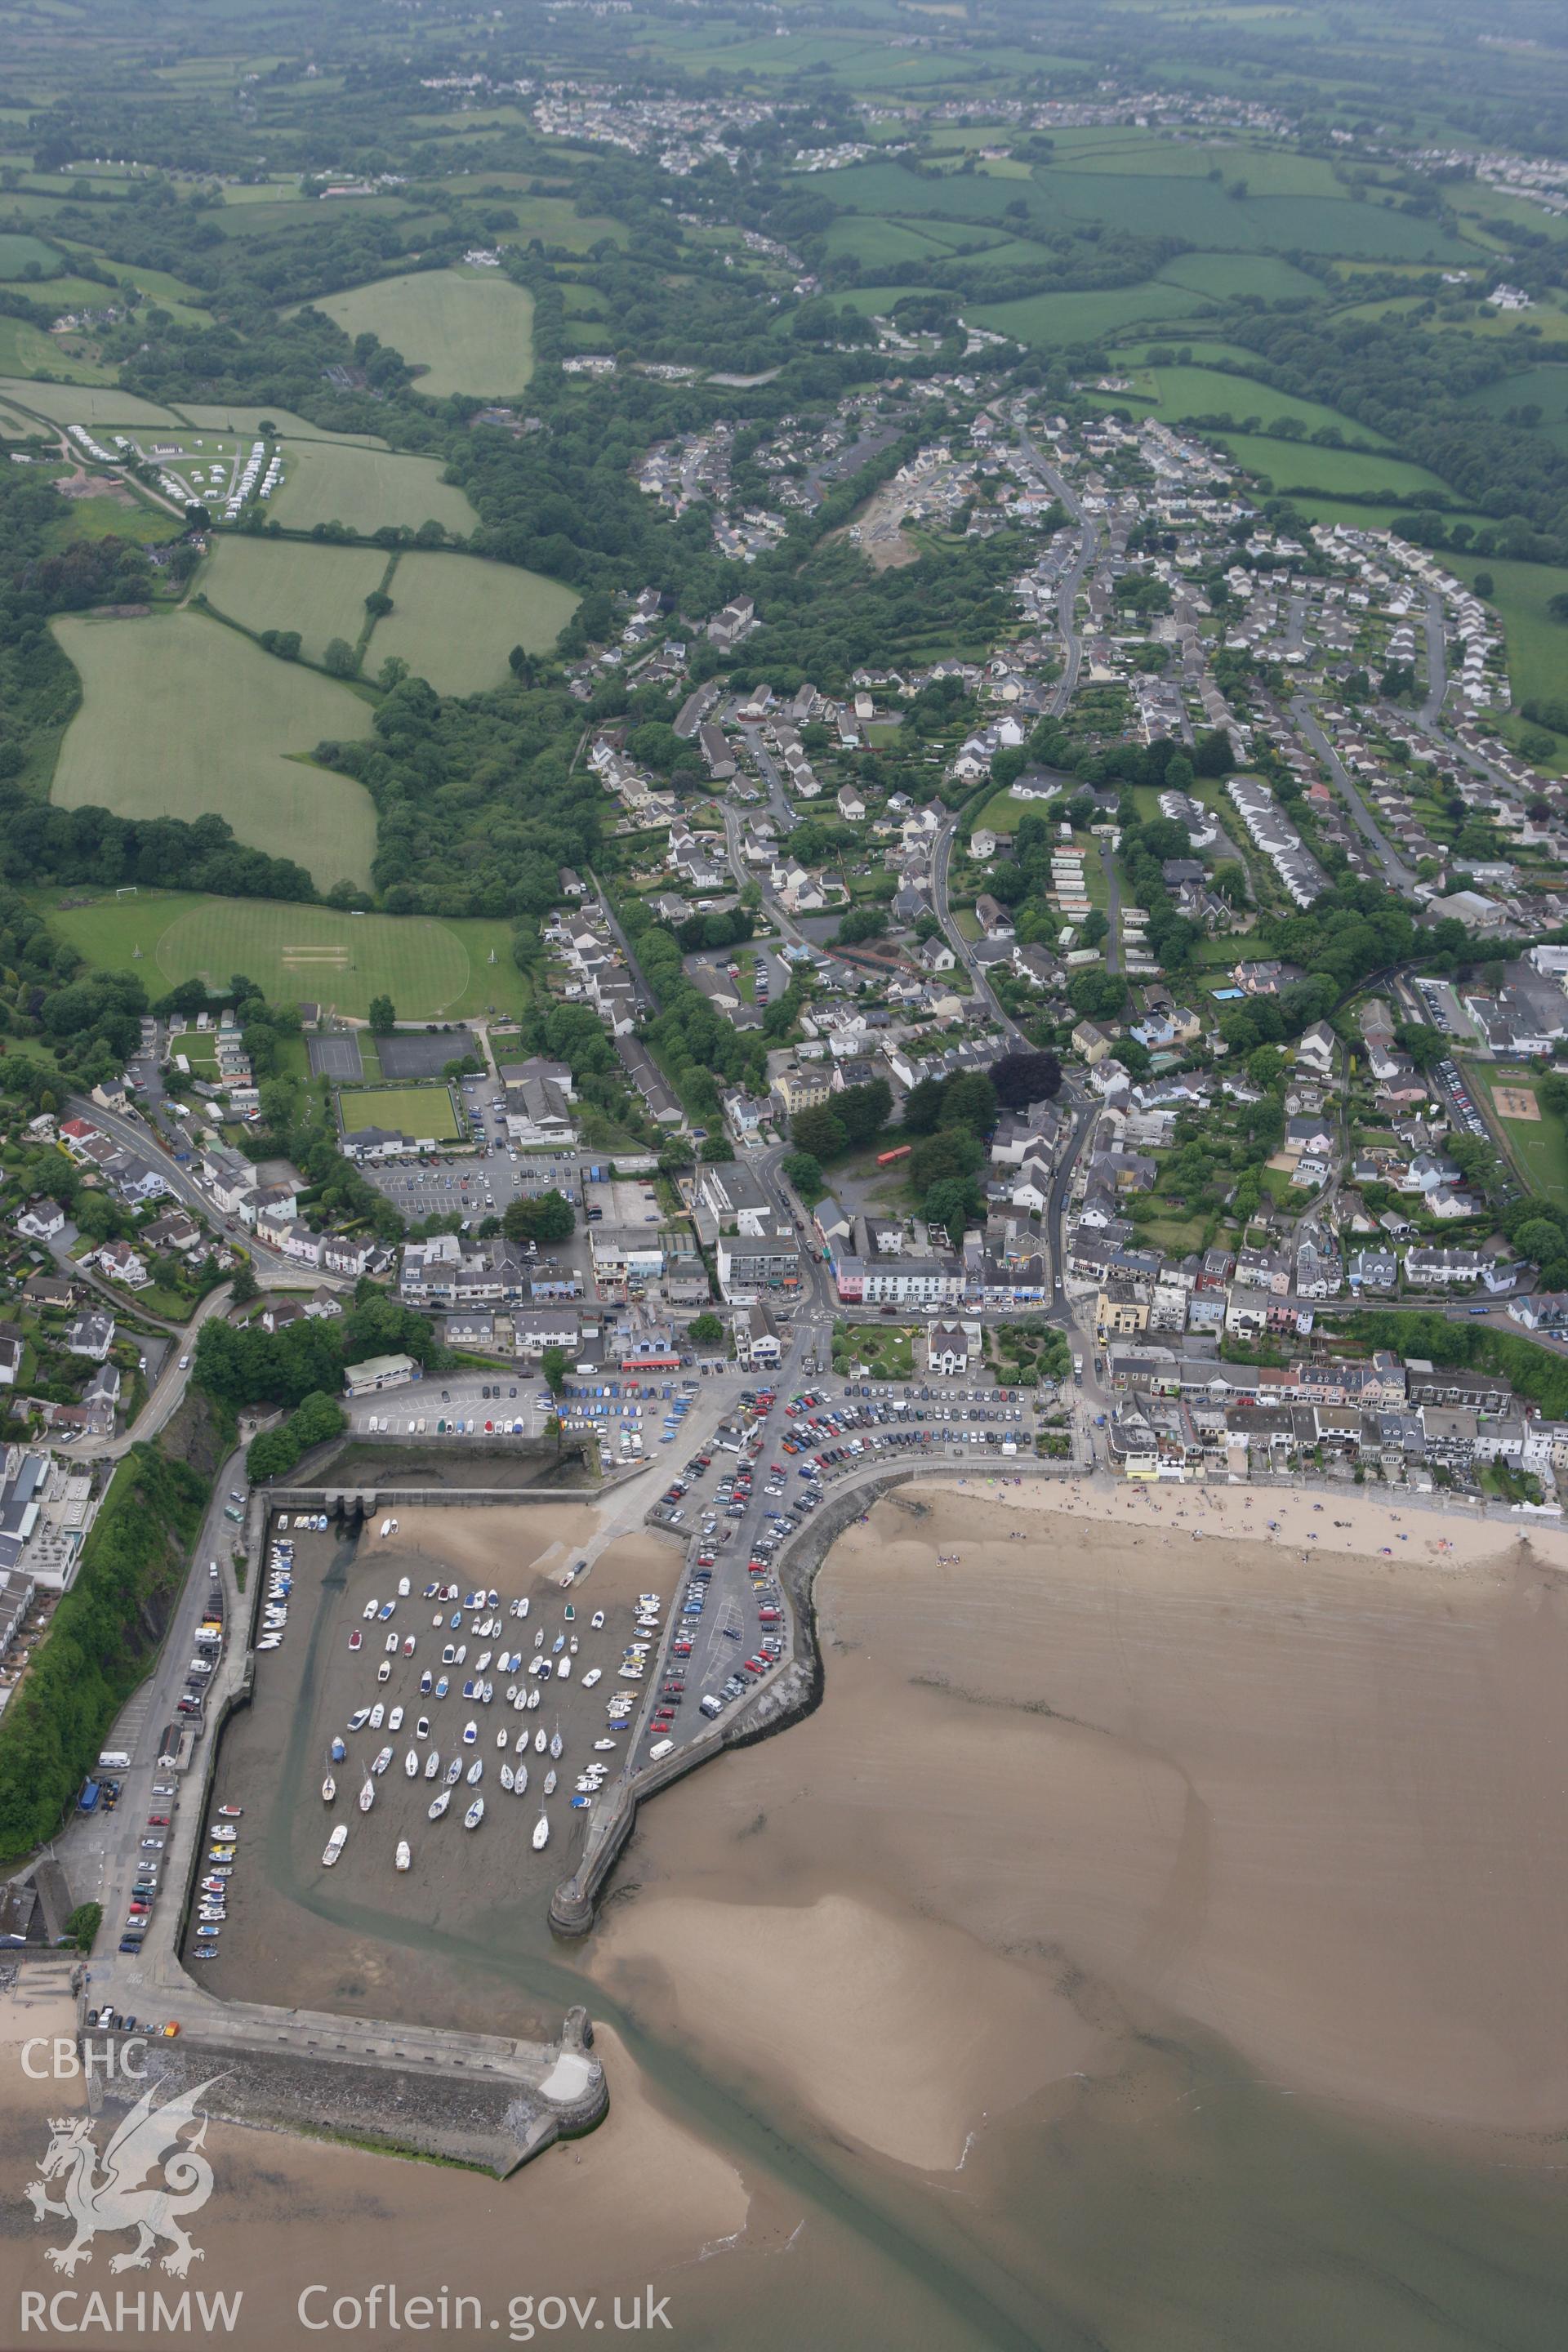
[65,1093,332,1290]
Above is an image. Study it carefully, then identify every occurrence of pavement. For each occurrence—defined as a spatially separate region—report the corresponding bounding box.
[345,1368,552,1446]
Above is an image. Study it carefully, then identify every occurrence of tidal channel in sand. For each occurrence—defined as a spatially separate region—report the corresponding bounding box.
[6,1479,1568,2350]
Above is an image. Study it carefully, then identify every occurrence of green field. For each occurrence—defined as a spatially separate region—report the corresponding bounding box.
[199,537,577,688]
[823,216,960,270]
[1458,363,1568,457]
[265,440,479,537]
[0,398,44,438]
[0,377,179,425]
[213,194,410,240]
[29,273,148,314]
[0,232,60,277]
[297,268,536,399]
[345,1085,460,1140]
[199,537,387,664]
[968,782,1029,835]
[830,283,925,318]
[1285,492,1493,539]
[368,551,578,687]
[804,154,1475,262]
[50,612,376,889]
[0,318,113,380]
[1155,251,1326,304]
[1090,363,1393,447]
[45,491,183,549]
[1447,555,1568,709]
[492,193,627,252]
[1458,302,1568,347]
[1115,336,1280,369]
[169,403,389,445]
[1468,1063,1568,1207]
[972,281,1209,349]
[44,891,532,1019]
[1214,432,1452,501]
[1052,133,1343,201]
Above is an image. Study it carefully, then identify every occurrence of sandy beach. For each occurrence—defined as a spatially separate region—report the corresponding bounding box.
[593,1475,1568,2158]
[984,1467,1568,1572]
[0,1993,757,2350]
[8,1472,1568,2350]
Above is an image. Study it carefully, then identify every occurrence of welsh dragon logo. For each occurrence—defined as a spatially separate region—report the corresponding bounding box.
[25,2076,220,2276]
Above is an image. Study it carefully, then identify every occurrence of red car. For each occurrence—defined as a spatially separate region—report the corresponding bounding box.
[146,1815,172,1828]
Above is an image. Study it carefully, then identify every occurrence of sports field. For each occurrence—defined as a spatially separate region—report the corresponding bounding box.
[49,611,376,889]
[1469,1063,1568,1207]
[344,1085,460,1141]
[42,893,532,1022]
[198,537,386,664]
[298,269,536,399]
[264,441,478,537]
[369,551,579,686]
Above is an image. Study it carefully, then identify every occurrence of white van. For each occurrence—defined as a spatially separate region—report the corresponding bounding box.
[649,1737,675,1761]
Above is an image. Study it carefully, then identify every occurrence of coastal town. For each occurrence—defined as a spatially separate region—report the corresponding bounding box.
[4,3,1568,2332]
[1,366,1566,1572]
[2,351,1567,2029]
